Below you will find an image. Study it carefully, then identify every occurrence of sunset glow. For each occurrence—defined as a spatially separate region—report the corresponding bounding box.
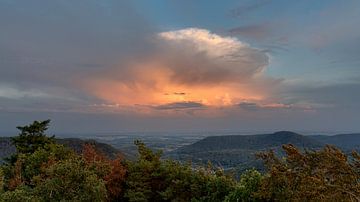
[84,28,274,111]
[88,63,266,107]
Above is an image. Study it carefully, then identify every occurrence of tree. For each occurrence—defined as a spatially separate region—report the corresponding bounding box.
[256,144,360,201]
[1,143,108,201]
[224,169,262,202]
[124,140,165,202]
[82,144,127,201]
[0,120,108,201]
[11,120,54,155]
[125,140,235,202]
[33,157,107,202]
[1,143,74,190]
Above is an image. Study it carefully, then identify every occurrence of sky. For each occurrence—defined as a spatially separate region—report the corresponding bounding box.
[0,0,360,134]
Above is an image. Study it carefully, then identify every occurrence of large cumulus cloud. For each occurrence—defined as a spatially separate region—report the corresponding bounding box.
[157,28,269,84]
[84,28,281,112]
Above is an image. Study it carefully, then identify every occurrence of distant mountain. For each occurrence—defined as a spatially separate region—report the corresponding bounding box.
[0,137,121,163]
[310,133,360,150]
[56,138,121,159]
[176,131,323,153]
[169,131,360,174]
[168,131,325,173]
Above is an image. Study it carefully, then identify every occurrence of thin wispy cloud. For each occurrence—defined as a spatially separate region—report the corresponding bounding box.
[230,0,273,17]
[229,23,272,40]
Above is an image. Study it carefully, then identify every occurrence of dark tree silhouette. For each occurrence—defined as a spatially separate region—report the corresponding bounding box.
[11,120,54,155]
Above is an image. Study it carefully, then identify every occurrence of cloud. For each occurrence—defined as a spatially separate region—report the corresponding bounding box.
[238,102,260,111]
[0,85,49,99]
[230,0,273,17]
[151,101,205,110]
[157,28,269,83]
[281,81,360,108]
[84,28,281,112]
[0,0,155,113]
[229,24,271,40]
[238,101,295,112]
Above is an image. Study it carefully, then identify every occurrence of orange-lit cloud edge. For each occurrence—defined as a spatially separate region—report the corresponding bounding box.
[81,28,314,116]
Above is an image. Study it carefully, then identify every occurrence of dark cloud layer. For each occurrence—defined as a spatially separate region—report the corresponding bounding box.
[0,0,155,111]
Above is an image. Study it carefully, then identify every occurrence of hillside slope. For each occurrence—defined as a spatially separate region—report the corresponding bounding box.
[169,131,324,172]
[176,131,323,153]
[310,133,360,150]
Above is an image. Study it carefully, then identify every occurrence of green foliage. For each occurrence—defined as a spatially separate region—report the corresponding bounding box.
[1,144,107,201]
[256,144,360,201]
[0,168,4,193]
[160,161,235,202]
[1,143,74,189]
[195,169,235,202]
[26,144,73,185]
[124,140,166,202]
[125,140,235,202]
[224,169,262,202]
[33,157,107,202]
[11,120,54,155]
[0,185,40,202]
[0,120,109,201]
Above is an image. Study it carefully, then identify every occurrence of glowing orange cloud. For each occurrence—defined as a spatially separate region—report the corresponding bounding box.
[87,62,266,107]
[83,28,281,113]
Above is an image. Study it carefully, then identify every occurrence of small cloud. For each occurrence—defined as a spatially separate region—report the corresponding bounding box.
[260,44,290,54]
[238,102,259,111]
[173,92,186,95]
[238,102,293,111]
[230,0,273,17]
[0,85,50,99]
[229,24,271,40]
[152,101,205,110]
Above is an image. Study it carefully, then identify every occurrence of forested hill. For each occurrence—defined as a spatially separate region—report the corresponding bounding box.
[0,137,120,163]
[311,133,360,150]
[176,131,323,153]
[169,131,360,172]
